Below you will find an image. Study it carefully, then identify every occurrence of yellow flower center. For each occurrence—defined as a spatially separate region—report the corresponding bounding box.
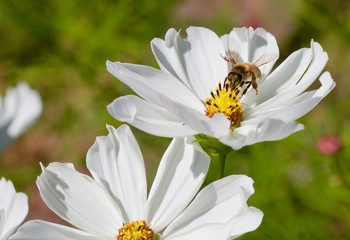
[117,220,155,240]
[204,80,243,128]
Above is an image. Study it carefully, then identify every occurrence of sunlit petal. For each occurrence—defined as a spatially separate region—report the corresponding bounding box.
[108,96,197,137]
[152,27,227,100]
[86,124,147,222]
[146,137,210,232]
[10,221,98,240]
[163,175,261,239]
[106,61,203,112]
[37,162,123,237]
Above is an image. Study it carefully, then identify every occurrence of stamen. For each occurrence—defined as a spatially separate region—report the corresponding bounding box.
[117,220,155,240]
[210,90,215,99]
[205,81,243,129]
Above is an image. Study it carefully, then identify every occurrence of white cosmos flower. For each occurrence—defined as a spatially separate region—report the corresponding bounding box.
[10,125,262,240]
[0,82,42,152]
[107,27,335,150]
[0,178,29,240]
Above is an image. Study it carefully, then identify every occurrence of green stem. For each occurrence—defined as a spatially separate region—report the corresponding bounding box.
[218,153,226,179]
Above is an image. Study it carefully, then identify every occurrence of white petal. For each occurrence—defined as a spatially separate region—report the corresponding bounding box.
[281,41,328,98]
[108,96,198,137]
[10,220,99,240]
[0,83,42,152]
[109,92,231,139]
[162,224,232,240]
[152,27,227,100]
[37,162,122,238]
[86,124,147,222]
[220,27,279,103]
[224,27,279,74]
[0,178,28,240]
[146,137,210,232]
[230,207,263,238]
[255,48,310,106]
[255,41,328,109]
[159,94,230,138]
[221,119,304,149]
[163,175,260,238]
[106,61,203,111]
[246,72,335,123]
[224,27,251,62]
[0,83,42,137]
[151,28,192,89]
[247,27,279,72]
[0,209,5,238]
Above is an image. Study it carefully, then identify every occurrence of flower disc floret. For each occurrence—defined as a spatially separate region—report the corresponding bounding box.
[205,81,243,128]
[117,220,155,240]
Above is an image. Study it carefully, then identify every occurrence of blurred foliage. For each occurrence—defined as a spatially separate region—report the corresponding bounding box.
[0,0,350,239]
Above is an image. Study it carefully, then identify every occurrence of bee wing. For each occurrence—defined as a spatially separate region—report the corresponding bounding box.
[252,53,278,68]
[226,38,241,63]
[227,38,240,55]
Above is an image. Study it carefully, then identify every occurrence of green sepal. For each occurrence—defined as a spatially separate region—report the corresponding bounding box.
[195,134,234,179]
[194,134,232,157]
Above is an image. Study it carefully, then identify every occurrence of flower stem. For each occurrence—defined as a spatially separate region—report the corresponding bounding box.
[218,153,226,179]
[194,134,232,180]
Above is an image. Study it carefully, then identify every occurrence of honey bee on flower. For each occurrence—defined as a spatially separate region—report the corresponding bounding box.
[107,27,335,149]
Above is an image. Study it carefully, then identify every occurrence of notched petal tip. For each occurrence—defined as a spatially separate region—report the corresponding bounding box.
[310,40,328,60]
[115,123,133,135]
[106,61,128,81]
[164,28,178,48]
[319,71,336,90]
[105,60,117,72]
[231,175,255,199]
[309,71,335,100]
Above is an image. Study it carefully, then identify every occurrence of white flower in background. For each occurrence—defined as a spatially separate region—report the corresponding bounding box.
[0,82,42,152]
[107,27,335,149]
[11,125,262,239]
[0,178,28,240]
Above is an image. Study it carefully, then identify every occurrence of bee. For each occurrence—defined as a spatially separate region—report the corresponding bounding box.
[221,43,277,96]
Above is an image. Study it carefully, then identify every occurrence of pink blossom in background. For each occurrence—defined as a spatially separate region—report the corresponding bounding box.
[317,135,342,155]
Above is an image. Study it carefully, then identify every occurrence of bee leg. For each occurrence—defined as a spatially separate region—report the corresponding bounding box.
[251,74,258,95]
[242,82,252,95]
[224,77,230,88]
[233,79,245,93]
[220,54,230,62]
[224,76,232,88]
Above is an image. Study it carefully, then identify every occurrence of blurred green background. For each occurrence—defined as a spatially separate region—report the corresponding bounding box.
[1,0,349,239]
